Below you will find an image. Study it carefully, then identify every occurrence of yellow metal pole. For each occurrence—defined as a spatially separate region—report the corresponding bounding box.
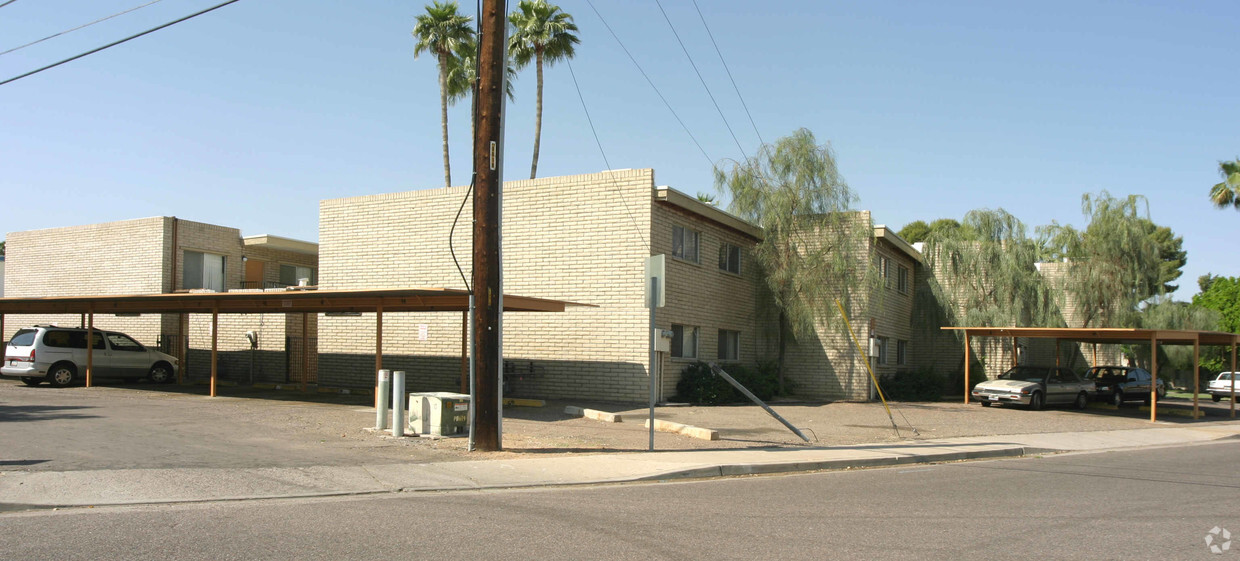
[834,300,896,420]
[964,330,972,404]
[210,305,218,397]
[86,308,94,387]
[1193,335,1200,419]
[375,305,383,409]
[301,312,309,393]
[1150,335,1158,423]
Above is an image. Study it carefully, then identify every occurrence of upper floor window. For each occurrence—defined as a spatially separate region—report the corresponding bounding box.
[896,264,909,294]
[718,243,741,274]
[878,255,891,288]
[672,225,699,263]
[184,251,225,291]
[280,265,317,287]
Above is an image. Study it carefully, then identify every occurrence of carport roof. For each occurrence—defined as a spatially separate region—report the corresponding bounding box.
[0,287,578,315]
[943,327,1240,346]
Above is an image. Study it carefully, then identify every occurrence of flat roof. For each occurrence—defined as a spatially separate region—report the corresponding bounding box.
[943,326,1240,346]
[242,234,319,255]
[654,187,764,241]
[0,288,576,315]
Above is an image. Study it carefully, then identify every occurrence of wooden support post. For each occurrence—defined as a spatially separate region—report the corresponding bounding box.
[963,330,971,404]
[0,313,5,346]
[301,312,309,393]
[1092,343,1097,367]
[176,312,185,384]
[375,306,384,409]
[1055,339,1061,367]
[210,306,218,397]
[1011,336,1017,367]
[1193,335,1200,419]
[86,309,94,387]
[1149,336,1158,423]
[1231,341,1236,420]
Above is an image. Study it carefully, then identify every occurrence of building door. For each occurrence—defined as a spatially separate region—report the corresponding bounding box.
[244,259,265,289]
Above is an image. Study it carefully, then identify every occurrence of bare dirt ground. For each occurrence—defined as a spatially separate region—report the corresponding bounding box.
[2,377,1235,471]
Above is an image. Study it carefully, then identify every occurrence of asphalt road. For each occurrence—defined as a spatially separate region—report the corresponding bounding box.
[2,441,1237,560]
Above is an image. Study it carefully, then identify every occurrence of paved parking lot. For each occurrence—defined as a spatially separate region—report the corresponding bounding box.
[1,377,1235,472]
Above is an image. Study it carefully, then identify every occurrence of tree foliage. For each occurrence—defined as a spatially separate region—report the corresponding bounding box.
[898,218,975,244]
[897,220,930,243]
[1140,219,1185,294]
[1039,192,1162,327]
[920,209,1057,330]
[1208,158,1240,210]
[413,1,475,188]
[715,128,870,391]
[1193,276,1240,335]
[508,0,579,179]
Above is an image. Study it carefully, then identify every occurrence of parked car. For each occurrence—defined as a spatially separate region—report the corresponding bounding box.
[1084,366,1165,406]
[1208,372,1238,402]
[1,325,178,387]
[972,365,1095,410]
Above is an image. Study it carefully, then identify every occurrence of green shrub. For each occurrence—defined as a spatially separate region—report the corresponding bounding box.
[880,367,946,401]
[672,361,784,404]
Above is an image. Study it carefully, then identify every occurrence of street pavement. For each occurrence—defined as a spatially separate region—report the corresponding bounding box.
[4,422,1238,510]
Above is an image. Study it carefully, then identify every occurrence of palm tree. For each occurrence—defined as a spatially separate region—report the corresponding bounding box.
[508,0,579,179]
[413,2,475,188]
[1209,159,1240,210]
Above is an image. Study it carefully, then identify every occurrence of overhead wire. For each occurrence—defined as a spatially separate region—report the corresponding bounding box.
[0,0,166,57]
[582,0,713,168]
[0,0,242,87]
[652,0,747,162]
[0,0,19,9]
[566,58,650,251]
[690,0,765,149]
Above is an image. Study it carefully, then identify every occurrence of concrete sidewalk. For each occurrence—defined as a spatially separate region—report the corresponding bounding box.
[4,423,1238,510]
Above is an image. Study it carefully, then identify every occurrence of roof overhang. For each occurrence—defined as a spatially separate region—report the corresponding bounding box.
[654,187,763,241]
[874,225,923,263]
[944,327,1240,346]
[0,288,578,315]
[243,235,319,256]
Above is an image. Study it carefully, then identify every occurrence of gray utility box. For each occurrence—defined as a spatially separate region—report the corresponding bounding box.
[407,392,471,437]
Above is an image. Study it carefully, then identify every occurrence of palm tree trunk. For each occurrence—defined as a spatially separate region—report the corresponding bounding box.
[530,49,544,180]
[438,52,452,188]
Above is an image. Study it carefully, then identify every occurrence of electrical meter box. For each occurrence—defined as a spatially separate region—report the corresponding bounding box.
[407,392,471,437]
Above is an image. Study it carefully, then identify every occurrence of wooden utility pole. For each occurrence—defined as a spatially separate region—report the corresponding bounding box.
[472,0,507,451]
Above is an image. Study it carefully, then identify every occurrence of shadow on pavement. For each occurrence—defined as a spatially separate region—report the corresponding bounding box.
[0,404,98,423]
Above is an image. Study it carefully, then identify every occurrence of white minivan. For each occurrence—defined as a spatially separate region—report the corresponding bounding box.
[2,325,178,387]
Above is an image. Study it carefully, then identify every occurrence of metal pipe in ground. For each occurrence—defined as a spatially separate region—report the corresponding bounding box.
[391,370,406,437]
[375,369,391,430]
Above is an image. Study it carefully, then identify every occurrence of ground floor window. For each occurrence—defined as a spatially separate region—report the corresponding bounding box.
[897,339,908,366]
[671,324,698,359]
[717,329,740,361]
[876,336,889,365]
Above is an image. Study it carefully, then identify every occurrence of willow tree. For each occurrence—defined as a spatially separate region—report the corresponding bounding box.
[715,129,869,393]
[1040,192,1162,328]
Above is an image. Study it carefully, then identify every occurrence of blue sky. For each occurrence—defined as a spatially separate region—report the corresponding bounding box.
[1,1,1236,298]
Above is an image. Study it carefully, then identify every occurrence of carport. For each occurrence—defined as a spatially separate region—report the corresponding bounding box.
[946,327,1239,422]
[0,288,571,402]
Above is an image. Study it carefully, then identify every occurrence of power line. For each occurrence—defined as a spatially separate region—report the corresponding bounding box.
[0,0,242,87]
[691,0,765,149]
[0,0,166,57]
[583,0,713,167]
[566,58,650,251]
[653,0,748,162]
[0,0,20,9]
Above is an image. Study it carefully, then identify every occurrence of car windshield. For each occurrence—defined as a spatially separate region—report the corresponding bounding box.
[1219,373,1235,382]
[9,329,36,347]
[999,367,1046,383]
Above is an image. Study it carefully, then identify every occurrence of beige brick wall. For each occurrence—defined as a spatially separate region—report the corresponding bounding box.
[318,169,656,400]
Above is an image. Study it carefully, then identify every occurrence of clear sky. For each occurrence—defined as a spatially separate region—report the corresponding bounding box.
[1,1,1236,298]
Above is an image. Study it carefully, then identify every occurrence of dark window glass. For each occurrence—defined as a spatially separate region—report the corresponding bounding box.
[10,329,36,347]
[106,333,144,352]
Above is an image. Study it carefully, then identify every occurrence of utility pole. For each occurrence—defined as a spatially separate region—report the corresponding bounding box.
[471,0,507,452]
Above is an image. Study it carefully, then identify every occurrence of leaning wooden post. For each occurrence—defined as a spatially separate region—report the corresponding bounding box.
[375,305,384,409]
[210,305,219,397]
[86,308,95,387]
[1149,335,1158,423]
[1192,335,1200,419]
[963,330,971,404]
[1,313,5,346]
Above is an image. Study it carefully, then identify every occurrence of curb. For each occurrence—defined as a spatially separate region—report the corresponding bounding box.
[633,446,1033,481]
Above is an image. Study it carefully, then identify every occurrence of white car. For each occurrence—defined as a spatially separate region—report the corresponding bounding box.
[2,325,178,387]
[1208,372,1238,402]
[972,365,1095,410]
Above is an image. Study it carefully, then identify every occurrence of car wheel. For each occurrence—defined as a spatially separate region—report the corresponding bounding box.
[1156,386,1166,399]
[148,363,174,384]
[1074,392,1088,410]
[1112,391,1124,407]
[1029,392,1044,411]
[1214,394,1222,403]
[46,363,77,388]
[19,377,42,387]
[980,401,992,407]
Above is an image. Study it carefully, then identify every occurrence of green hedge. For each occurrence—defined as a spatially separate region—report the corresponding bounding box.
[672,360,783,405]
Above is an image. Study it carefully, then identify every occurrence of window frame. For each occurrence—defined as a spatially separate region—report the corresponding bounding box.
[896,264,909,294]
[671,324,699,359]
[717,329,740,361]
[184,250,226,291]
[876,336,889,365]
[896,339,908,366]
[718,242,741,275]
[672,225,700,264]
[878,255,891,288]
[279,264,318,287]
